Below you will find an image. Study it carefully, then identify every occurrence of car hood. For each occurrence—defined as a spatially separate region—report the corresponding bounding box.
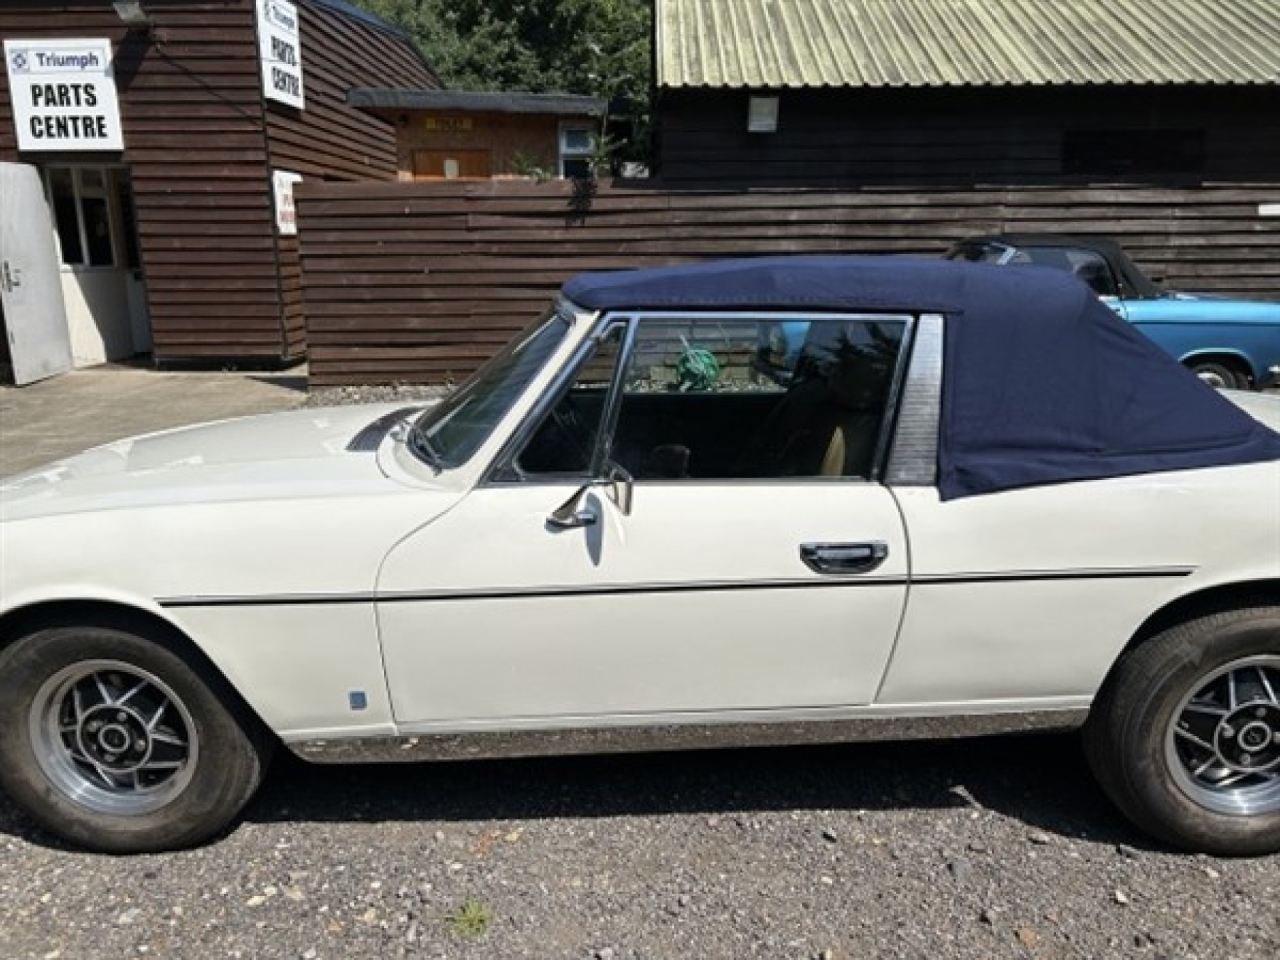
[0,403,428,521]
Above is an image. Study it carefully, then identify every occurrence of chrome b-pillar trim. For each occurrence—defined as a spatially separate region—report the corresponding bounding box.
[884,312,943,487]
[286,709,1088,764]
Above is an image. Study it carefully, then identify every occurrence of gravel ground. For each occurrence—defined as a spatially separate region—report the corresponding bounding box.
[2,735,1277,960]
[307,385,449,408]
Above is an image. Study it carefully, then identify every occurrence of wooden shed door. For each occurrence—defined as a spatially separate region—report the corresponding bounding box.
[412,150,491,180]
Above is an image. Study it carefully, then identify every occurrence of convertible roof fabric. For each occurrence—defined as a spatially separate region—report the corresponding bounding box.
[564,256,1280,499]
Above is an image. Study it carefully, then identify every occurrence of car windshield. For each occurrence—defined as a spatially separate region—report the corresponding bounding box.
[409,307,571,469]
[946,242,1013,264]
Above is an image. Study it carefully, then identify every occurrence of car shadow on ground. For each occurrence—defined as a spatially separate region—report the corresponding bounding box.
[0,734,1160,854]
[246,733,1155,849]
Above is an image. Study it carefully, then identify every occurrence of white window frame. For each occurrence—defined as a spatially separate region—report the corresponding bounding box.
[42,165,124,270]
[557,123,597,178]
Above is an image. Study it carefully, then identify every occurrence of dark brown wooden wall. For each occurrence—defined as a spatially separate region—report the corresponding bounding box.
[295,179,1280,386]
[656,87,1280,187]
[0,0,434,366]
[265,0,439,356]
[0,1,279,362]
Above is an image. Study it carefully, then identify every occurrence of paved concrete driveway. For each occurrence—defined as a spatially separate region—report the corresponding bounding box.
[0,367,307,477]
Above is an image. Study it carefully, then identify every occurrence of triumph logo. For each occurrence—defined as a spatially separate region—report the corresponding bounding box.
[9,50,29,72]
[266,0,297,31]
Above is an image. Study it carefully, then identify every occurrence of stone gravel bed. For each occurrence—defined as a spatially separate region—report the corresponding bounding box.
[2,736,1277,959]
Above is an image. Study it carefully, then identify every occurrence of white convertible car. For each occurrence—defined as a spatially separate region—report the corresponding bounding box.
[2,257,1278,855]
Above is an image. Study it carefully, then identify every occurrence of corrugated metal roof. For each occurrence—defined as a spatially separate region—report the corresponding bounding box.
[657,0,1280,89]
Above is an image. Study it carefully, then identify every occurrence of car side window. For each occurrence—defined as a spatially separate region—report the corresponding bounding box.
[610,316,907,481]
[1064,249,1119,297]
[1021,246,1120,297]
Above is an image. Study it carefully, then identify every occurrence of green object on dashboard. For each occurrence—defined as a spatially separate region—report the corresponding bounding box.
[676,345,720,390]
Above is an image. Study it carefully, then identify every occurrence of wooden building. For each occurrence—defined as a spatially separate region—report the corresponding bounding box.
[348,89,605,181]
[653,0,1280,295]
[0,0,436,383]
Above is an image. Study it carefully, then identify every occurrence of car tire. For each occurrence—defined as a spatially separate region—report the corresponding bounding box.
[1084,607,1280,856]
[0,623,273,853]
[1188,360,1247,390]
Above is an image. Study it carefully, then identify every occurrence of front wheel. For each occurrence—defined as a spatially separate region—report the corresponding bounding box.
[0,623,272,853]
[1084,607,1280,856]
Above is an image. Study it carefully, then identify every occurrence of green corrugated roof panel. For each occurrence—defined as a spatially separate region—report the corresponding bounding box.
[657,0,1280,88]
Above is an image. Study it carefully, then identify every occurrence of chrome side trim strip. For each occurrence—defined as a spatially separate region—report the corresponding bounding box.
[286,709,1090,764]
[913,565,1194,585]
[155,566,1193,608]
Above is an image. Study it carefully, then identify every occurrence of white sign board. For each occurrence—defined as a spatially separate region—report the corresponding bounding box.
[1260,204,1280,218]
[258,0,305,110]
[272,170,303,235]
[4,38,124,151]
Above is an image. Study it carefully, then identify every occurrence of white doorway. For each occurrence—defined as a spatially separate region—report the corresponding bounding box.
[43,165,150,366]
[0,162,73,385]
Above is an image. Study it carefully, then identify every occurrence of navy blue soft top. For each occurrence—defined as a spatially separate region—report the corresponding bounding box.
[563,256,1280,499]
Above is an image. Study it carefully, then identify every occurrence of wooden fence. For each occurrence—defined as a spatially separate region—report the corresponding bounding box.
[295,180,1280,386]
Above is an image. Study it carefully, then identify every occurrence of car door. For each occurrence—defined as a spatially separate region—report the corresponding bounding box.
[377,312,912,728]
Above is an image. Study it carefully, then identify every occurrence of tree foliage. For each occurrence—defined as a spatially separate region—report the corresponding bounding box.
[354,0,652,165]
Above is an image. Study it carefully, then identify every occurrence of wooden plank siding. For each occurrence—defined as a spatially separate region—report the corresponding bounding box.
[295,179,1280,386]
[264,0,440,357]
[0,1,277,363]
[656,87,1280,188]
[0,0,435,368]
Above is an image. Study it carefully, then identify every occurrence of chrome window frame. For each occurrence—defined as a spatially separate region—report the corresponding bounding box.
[483,312,632,485]
[485,308,918,487]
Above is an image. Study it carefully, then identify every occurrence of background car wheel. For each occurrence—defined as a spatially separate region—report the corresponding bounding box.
[1084,607,1280,856]
[1188,360,1247,390]
[0,623,272,853]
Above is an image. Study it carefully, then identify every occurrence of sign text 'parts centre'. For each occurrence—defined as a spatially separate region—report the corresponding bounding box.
[259,0,305,110]
[5,39,124,151]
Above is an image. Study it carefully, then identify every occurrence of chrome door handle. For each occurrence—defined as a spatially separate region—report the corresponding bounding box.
[800,541,888,575]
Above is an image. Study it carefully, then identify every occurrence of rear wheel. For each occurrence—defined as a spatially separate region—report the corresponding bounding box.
[0,623,272,853]
[1084,607,1280,856]
[1187,359,1248,390]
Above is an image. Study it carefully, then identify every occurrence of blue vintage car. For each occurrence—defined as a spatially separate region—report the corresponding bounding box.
[947,235,1280,390]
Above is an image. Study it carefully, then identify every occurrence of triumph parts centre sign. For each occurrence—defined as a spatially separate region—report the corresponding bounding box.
[4,38,124,151]
[258,0,305,110]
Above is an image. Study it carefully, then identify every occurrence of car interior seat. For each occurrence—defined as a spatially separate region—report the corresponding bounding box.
[738,330,888,479]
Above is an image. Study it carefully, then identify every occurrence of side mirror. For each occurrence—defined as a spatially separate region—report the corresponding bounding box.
[546,461,634,531]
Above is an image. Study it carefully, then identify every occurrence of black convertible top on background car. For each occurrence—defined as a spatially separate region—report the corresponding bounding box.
[950,233,1164,300]
[563,256,1280,499]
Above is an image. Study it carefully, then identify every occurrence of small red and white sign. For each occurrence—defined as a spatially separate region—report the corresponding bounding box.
[272,169,303,235]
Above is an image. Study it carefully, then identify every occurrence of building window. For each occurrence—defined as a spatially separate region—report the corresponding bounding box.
[559,125,596,179]
[1063,129,1206,176]
[43,167,120,268]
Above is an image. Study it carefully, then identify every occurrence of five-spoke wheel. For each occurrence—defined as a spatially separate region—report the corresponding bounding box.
[0,622,271,853]
[31,660,200,816]
[1166,657,1280,817]
[1086,606,1280,856]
